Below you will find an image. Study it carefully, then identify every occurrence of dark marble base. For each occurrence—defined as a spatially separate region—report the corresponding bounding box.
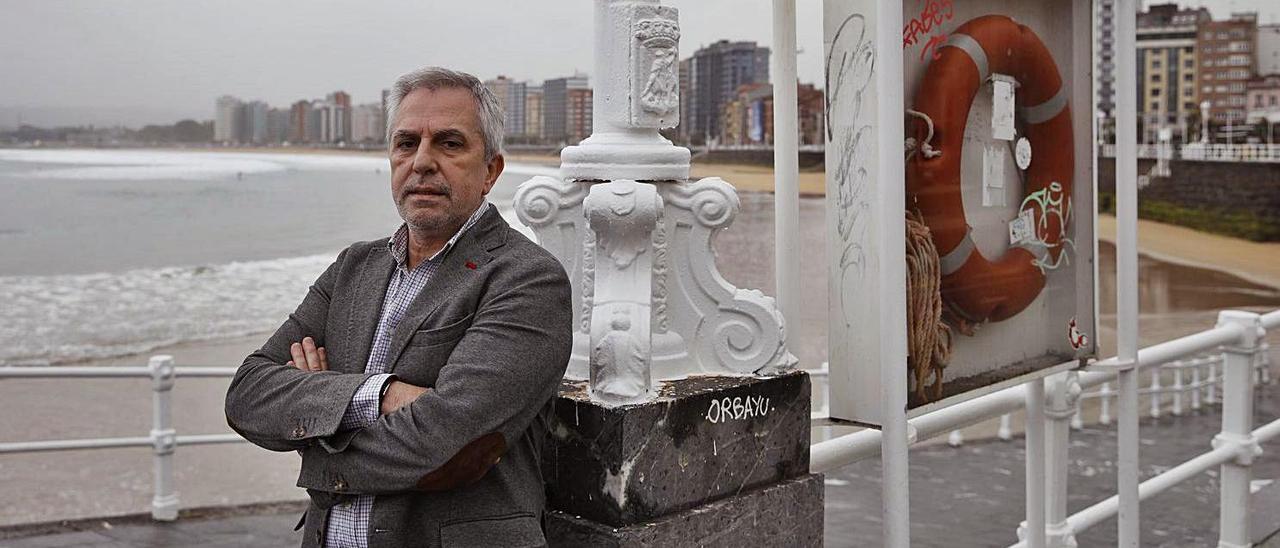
[546,474,824,548]
[544,371,811,527]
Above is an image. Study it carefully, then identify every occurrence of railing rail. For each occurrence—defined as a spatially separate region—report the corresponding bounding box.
[0,358,245,520]
[1099,142,1280,163]
[813,308,1279,547]
[1,308,1276,538]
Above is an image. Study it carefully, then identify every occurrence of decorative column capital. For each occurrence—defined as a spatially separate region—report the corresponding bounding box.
[560,0,689,182]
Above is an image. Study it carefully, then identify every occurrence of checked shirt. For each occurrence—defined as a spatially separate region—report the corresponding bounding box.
[323,202,490,548]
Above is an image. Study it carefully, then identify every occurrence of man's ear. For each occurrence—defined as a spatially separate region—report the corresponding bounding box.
[483,153,504,196]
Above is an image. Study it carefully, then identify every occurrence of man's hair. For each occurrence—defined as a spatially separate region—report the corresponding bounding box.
[385,67,504,160]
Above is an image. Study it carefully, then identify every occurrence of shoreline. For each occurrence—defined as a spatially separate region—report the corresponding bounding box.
[7,147,1277,370]
[1097,213,1280,291]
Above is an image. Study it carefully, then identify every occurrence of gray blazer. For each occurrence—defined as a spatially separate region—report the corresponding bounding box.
[225,205,572,547]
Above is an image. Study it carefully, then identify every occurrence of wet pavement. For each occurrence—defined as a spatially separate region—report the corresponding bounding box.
[2,192,1280,543]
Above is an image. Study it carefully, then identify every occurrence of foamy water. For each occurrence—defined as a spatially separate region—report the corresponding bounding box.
[0,148,548,365]
[0,254,333,365]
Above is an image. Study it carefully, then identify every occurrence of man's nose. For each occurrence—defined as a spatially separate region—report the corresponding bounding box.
[411,143,438,175]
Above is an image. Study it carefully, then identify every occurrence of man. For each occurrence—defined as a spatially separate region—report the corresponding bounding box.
[225,67,572,548]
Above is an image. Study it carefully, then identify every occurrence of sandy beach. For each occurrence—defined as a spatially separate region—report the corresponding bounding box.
[1098,213,1280,291]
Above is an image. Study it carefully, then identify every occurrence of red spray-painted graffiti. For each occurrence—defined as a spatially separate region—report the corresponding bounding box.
[903,0,954,61]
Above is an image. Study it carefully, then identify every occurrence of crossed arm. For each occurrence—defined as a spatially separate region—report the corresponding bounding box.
[284,336,425,421]
[224,247,573,496]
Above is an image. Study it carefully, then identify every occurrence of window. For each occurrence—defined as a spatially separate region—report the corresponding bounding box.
[1272,96,1278,107]
[1153,60,1162,69]
[1152,74,1162,82]
[1151,101,1160,110]
[1152,88,1162,96]
[1184,74,1194,82]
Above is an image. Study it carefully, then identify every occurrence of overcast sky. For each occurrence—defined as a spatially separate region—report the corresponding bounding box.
[1,0,1276,127]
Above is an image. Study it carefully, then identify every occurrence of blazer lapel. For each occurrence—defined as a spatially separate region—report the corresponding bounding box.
[345,245,395,374]
[384,206,506,372]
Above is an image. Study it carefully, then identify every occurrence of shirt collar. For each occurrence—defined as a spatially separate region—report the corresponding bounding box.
[388,201,490,270]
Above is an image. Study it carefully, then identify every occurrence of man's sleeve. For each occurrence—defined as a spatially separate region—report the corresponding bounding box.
[296,254,572,495]
[224,246,378,452]
[339,373,395,431]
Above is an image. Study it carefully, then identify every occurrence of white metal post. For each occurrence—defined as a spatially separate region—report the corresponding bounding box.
[1214,311,1262,548]
[1172,365,1183,416]
[1208,358,1218,405]
[1192,361,1202,411]
[1149,368,1162,418]
[1022,379,1047,548]
[149,355,178,521]
[1099,383,1112,425]
[772,0,801,332]
[874,0,909,544]
[998,414,1014,441]
[1113,0,1141,544]
[1043,373,1081,547]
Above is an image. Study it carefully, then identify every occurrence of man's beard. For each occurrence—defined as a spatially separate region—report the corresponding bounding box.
[396,176,460,234]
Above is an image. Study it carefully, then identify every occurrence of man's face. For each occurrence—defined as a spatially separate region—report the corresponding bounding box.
[389,86,503,239]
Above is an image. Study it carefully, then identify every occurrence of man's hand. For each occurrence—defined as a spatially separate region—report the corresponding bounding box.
[287,337,328,372]
[381,380,429,415]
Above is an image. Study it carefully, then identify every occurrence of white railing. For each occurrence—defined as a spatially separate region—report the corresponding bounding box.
[1099,142,1280,163]
[1181,143,1280,163]
[1,310,1274,543]
[0,357,245,521]
[811,308,1280,547]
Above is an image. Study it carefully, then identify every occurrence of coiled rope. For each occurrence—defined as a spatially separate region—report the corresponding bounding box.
[905,210,952,403]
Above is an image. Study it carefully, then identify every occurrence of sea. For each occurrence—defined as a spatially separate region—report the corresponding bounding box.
[0,148,554,366]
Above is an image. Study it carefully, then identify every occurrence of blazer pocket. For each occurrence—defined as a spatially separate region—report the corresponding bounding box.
[439,512,545,547]
[409,312,475,347]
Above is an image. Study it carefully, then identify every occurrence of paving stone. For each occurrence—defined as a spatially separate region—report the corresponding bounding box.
[2,530,116,547]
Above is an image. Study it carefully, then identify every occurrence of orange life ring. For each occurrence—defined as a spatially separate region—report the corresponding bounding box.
[906,15,1073,324]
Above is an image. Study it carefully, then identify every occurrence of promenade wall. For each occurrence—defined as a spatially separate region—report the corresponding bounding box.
[1098,158,1280,241]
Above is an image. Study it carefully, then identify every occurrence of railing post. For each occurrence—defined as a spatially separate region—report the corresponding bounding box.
[1256,331,1271,385]
[1214,311,1263,548]
[1191,360,1202,411]
[1172,364,1183,416]
[1149,367,1162,418]
[1207,357,1218,406]
[149,355,179,521]
[1099,382,1112,425]
[1020,379,1047,548]
[1043,372,1081,547]
[998,414,1013,441]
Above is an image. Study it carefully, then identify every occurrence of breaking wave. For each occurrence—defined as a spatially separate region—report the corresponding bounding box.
[0,253,336,366]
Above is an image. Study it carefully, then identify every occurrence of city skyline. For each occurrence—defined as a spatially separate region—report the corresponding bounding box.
[3,0,1278,129]
[0,0,825,128]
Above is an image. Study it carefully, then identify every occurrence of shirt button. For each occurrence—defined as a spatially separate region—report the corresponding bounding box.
[292,426,307,438]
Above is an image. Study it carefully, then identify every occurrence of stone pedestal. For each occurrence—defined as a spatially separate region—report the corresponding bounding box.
[543,371,823,546]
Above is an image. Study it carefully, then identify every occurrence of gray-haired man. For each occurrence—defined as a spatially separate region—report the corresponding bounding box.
[225,67,572,547]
